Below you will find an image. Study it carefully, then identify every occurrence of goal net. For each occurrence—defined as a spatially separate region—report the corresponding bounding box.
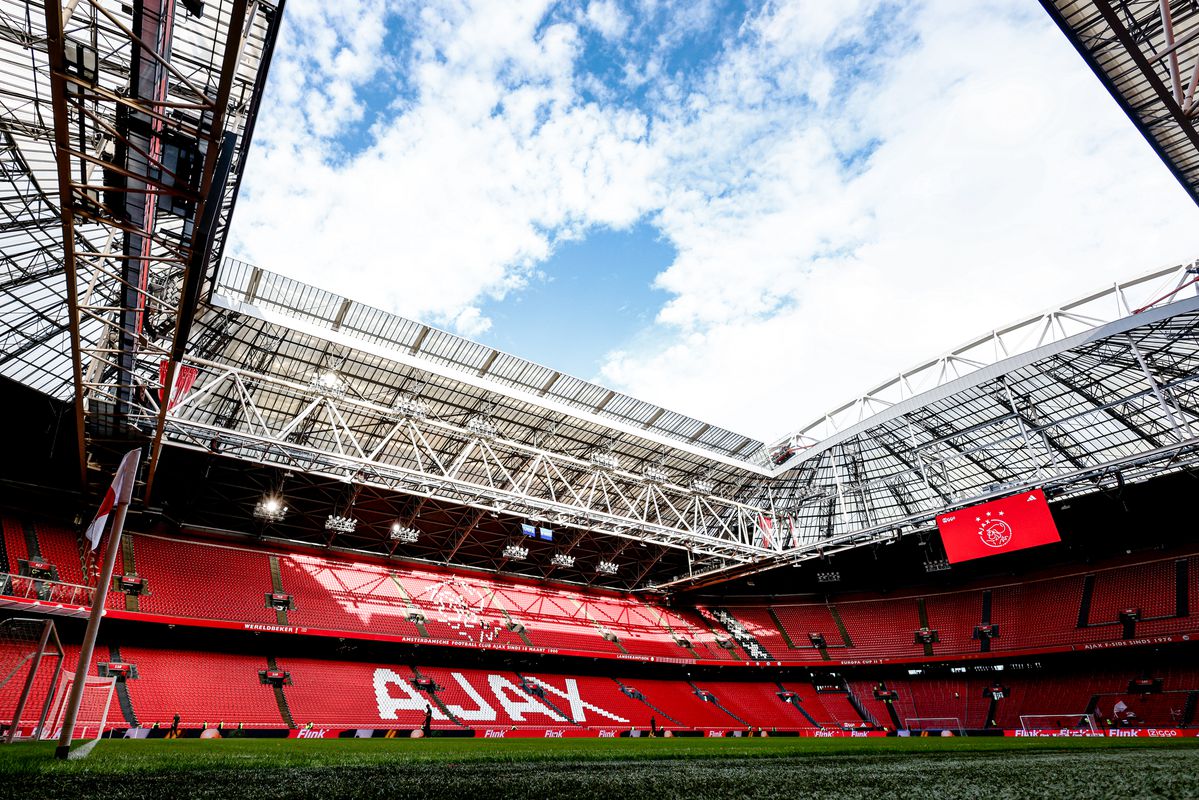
[904,716,966,736]
[43,671,117,744]
[0,618,63,742]
[1019,713,1099,734]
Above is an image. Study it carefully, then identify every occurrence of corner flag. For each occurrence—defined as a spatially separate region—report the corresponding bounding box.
[84,449,140,551]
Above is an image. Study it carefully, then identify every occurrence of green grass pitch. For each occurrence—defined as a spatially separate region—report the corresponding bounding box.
[1,737,1197,799]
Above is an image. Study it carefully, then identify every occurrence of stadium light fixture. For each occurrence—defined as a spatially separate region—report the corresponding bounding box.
[924,558,951,573]
[643,465,669,484]
[254,495,287,522]
[596,560,619,575]
[502,544,528,561]
[466,414,498,439]
[312,370,346,396]
[550,553,575,568]
[389,523,420,543]
[325,514,357,534]
[816,571,840,583]
[589,450,619,472]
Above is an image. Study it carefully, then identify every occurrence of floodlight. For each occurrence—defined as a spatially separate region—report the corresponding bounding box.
[550,553,575,568]
[254,495,287,522]
[596,560,619,575]
[312,370,346,395]
[589,451,619,472]
[389,524,420,543]
[325,514,357,534]
[502,544,528,561]
[643,465,669,484]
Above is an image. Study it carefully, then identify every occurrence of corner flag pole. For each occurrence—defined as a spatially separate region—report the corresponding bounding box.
[55,449,141,759]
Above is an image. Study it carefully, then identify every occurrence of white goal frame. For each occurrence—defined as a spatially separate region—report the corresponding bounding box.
[904,716,966,736]
[42,671,118,744]
[0,617,64,743]
[1019,713,1099,734]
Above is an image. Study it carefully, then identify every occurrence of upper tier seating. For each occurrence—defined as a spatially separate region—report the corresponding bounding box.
[1,518,28,573]
[130,535,277,624]
[1088,559,1178,623]
[4,514,1194,668]
[31,522,86,585]
[715,552,1195,664]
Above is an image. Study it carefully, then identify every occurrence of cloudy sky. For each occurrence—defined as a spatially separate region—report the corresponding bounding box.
[230,0,1199,444]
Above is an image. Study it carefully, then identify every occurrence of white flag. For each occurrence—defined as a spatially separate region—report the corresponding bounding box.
[84,449,141,550]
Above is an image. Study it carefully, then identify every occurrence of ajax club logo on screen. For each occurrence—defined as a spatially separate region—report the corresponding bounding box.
[977,511,1013,548]
[936,489,1060,564]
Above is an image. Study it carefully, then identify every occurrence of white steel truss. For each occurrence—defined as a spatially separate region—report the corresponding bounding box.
[149,358,781,562]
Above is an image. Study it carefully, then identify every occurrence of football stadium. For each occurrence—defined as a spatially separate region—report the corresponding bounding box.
[1,0,1199,797]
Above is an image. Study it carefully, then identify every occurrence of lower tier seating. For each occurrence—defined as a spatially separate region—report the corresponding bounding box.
[5,640,1198,733]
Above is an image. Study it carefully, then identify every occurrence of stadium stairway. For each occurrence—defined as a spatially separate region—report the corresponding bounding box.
[514,672,580,725]
[843,681,878,727]
[411,666,470,728]
[119,534,140,612]
[613,678,683,728]
[773,682,823,728]
[267,556,290,626]
[688,681,749,727]
[485,590,536,648]
[266,655,296,728]
[108,643,139,728]
[637,602,700,659]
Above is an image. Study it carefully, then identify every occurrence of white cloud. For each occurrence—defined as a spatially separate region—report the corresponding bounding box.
[233,0,1199,445]
[233,0,660,337]
[585,0,629,40]
[598,0,1199,442]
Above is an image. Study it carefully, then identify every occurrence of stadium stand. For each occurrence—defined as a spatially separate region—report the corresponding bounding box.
[1087,559,1179,624]
[117,647,285,729]
[30,522,86,586]
[131,535,277,625]
[278,658,443,730]
[700,681,817,729]
[711,552,1198,664]
[1,518,28,574]
[619,678,744,728]
[522,673,654,727]
[6,523,1197,670]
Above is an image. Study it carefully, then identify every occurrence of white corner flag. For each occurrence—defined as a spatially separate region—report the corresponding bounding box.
[84,449,140,551]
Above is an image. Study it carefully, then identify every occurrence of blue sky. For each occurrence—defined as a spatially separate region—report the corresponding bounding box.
[479,222,673,376]
[231,0,1199,441]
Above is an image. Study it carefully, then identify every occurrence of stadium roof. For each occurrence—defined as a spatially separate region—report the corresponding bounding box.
[141,256,1199,589]
[684,265,1199,587]
[0,0,284,483]
[1039,0,1199,206]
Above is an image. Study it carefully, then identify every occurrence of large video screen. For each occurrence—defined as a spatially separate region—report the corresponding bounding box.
[935,489,1061,564]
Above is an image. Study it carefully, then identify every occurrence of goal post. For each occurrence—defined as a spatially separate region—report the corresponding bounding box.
[904,716,966,736]
[0,618,64,743]
[43,671,117,745]
[1019,713,1099,734]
